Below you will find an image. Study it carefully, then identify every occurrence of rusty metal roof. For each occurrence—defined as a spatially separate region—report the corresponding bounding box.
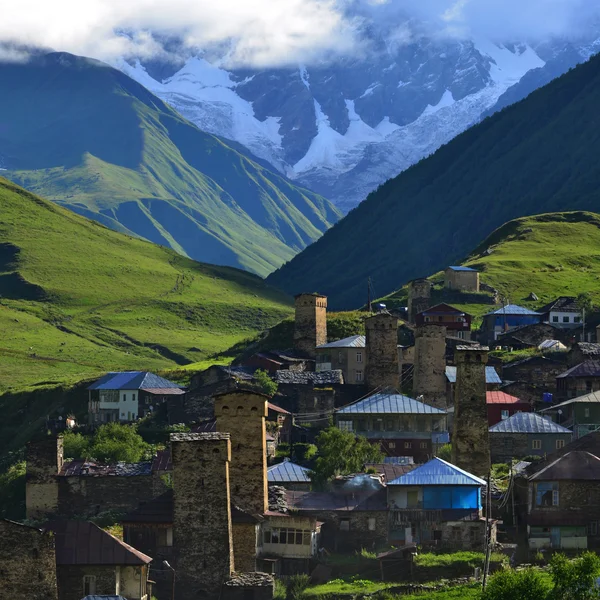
[47,521,152,565]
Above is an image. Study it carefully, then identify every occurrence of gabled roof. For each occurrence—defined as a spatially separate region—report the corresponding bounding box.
[529,451,600,481]
[557,361,600,379]
[486,391,524,405]
[484,304,541,316]
[419,303,470,317]
[388,458,485,486]
[445,366,502,384]
[87,371,183,392]
[268,459,311,483]
[447,266,478,272]
[489,412,571,434]
[337,390,446,415]
[316,335,365,349]
[538,297,580,314]
[268,402,290,415]
[503,355,564,370]
[47,521,152,565]
[540,390,600,411]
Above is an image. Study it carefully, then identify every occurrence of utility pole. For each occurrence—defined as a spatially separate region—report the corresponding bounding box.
[482,471,492,591]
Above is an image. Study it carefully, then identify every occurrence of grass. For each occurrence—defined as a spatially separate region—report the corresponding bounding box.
[414,551,506,569]
[303,579,394,596]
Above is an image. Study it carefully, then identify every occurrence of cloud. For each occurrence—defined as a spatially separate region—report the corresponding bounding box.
[0,0,599,67]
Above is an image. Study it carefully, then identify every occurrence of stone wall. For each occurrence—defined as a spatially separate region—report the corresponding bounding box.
[445,270,479,292]
[222,573,274,600]
[452,346,491,477]
[365,313,400,390]
[408,279,431,323]
[490,432,572,463]
[215,391,268,516]
[56,564,116,600]
[439,520,489,551]
[26,436,63,519]
[413,325,447,408]
[0,520,57,600]
[172,432,234,600]
[233,522,258,573]
[294,294,327,358]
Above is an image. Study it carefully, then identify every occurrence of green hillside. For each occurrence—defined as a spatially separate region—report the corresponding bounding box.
[380,212,600,323]
[0,52,340,278]
[268,52,600,308]
[0,177,292,392]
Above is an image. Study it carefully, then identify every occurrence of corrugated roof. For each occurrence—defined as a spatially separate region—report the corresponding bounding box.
[557,361,600,379]
[538,340,567,351]
[141,387,185,395]
[337,391,446,415]
[316,335,366,349]
[48,521,152,565]
[365,463,416,483]
[540,390,600,411]
[388,458,485,486]
[448,266,478,272]
[484,304,541,316]
[420,303,468,317]
[445,366,502,384]
[489,412,571,434]
[88,371,182,391]
[486,391,524,404]
[268,459,311,483]
[529,451,600,481]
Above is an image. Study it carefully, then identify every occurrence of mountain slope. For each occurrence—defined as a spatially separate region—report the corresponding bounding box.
[0,52,339,277]
[0,177,292,392]
[268,52,600,308]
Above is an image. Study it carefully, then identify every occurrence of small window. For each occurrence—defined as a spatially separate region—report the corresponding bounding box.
[338,352,343,362]
[166,527,173,547]
[563,316,570,323]
[356,352,363,363]
[83,575,96,596]
[556,439,565,449]
[587,381,593,393]
[338,420,353,432]
[356,370,363,382]
[404,442,412,449]
[388,442,396,449]
[501,410,510,420]
[420,442,427,449]
[368,518,376,531]
[425,316,431,323]
[386,420,394,431]
[585,407,591,418]
[552,490,559,506]
[574,316,582,323]
[589,522,599,536]
[339,519,350,531]
[132,393,136,402]
[532,439,542,450]
[552,316,559,323]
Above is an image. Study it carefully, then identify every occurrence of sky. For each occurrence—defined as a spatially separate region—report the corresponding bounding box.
[1,0,599,67]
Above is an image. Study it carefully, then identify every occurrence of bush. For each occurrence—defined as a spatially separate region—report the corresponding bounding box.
[483,567,551,600]
[549,551,600,600]
[63,431,90,459]
[436,444,452,461]
[286,574,310,600]
[254,369,278,397]
[90,423,152,463]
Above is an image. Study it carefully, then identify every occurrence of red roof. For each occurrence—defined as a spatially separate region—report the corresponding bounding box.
[486,391,523,404]
[268,402,290,414]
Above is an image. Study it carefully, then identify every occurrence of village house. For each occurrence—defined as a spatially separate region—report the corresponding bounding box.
[489,412,572,463]
[335,390,448,461]
[527,451,600,551]
[480,304,542,343]
[267,459,312,491]
[88,371,184,424]
[566,341,600,367]
[444,266,480,292]
[539,296,583,328]
[500,355,566,405]
[496,322,566,350]
[240,350,313,374]
[315,335,366,384]
[539,390,600,439]
[387,458,490,550]
[415,303,472,340]
[486,391,531,426]
[556,361,600,400]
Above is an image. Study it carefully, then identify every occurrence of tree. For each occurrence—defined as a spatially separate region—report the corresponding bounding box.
[63,431,90,460]
[310,426,384,487]
[253,369,278,397]
[549,551,600,600]
[89,423,151,463]
[483,567,551,600]
[436,443,452,461]
[577,293,595,315]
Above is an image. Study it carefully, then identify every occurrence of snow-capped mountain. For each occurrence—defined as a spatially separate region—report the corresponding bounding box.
[118,31,600,212]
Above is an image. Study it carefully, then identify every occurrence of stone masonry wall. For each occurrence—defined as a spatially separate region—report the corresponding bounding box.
[408,279,432,323]
[56,565,116,600]
[365,313,400,390]
[0,520,58,600]
[172,432,234,600]
[26,436,63,520]
[294,293,327,358]
[232,522,258,573]
[452,346,491,477]
[413,325,447,408]
[215,391,268,516]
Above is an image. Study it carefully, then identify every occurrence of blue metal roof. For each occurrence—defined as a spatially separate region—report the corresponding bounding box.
[388,458,485,486]
[316,335,366,349]
[268,459,311,483]
[489,412,572,434]
[445,366,501,384]
[87,371,182,391]
[337,391,446,415]
[448,266,478,272]
[484,304,541,316]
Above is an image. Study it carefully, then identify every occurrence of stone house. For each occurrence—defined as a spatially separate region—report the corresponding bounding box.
[315,335,366,384]
[527,451,600,550]
[88,371,184,424]
[0,519,58,600]
[486,391,531,427]
[500,355,566,405]
[444,266,480,292]
[539,390,600,439]
[567,342,600,367]
[415,303,472,339]
[539,296,583,328]
[480,305,542,343]
[335,390,448,461]
[267,459,311,491]
[496,322,565,350]
[489,412,572,463]
[556,361,600,400]
[387,458,490,550]
[241,350,313,374]
[48,520,152,600]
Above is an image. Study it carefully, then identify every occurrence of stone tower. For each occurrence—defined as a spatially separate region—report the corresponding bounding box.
[365,312,400,389]
[171,432,234,600]
[215,390,268,516]
[451,346,491,477]
[25,435,63,520]
[293,293,327,357]
[413,324,447,408]
[408,278,432,323]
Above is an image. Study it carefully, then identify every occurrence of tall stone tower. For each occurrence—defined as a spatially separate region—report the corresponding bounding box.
[293,293,327,357]
[365,312,400,389]
[408,278,432,323]
[171,432,234,600]
[25,435,63,520]
[413,324,447,408]
[451,346,491,477]
[215,390,268,516]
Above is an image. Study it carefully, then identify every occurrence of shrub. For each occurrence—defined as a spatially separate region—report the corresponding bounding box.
[483,567,551,600]
[436,444,452,461]
[89,423,152,463]
[286,574,310,600]
[63,431,90,460]
[274,579,287,600]
[254,369,278,397]
[549,551,600,600]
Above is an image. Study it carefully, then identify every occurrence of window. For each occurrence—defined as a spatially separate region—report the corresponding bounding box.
[501,410,510,420]
[425,316,431,323]
[552,316,559,323]
[404,442,412,449]
[132,393,136,402]
[368,518,376,531]
[563,316,570,323]
[373,419,382,432]
[166,527,173,547]
[420,442,427,449]
[357,420,367,432]
[338,420,353,432]
[263,528,312,545]
[535,482,559,506]
[589,522,599,536]
[575,316,582,323]
[388,442,396,449]
[356,370,363,382]
[339,519,350,531]
[587,381,593,394]
[338,352,343,362]
[386,420,395,431]
[356,352,363,363]
[532,439,542,450]
[556,439,565,449]
[83,575,96,596]
[585,407,591,418]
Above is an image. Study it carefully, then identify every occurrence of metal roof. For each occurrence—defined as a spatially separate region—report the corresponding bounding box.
[489,412,572,434]
[486,391,524,404]
[337,391,446,415]
[484,304,541,316]
[537,296,580,314]
[445,366,502,384]
[268,459,311,483]
[557,361,600,379]
[316,335,366,349]
[388,457,485,486]
[540,390,600,411]
[88,371,182,391]
[447,266,478,272]
[529,451,600,481]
